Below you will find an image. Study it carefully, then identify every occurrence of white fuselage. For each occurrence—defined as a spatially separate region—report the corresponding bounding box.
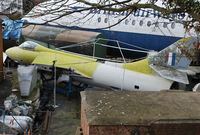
[91,63,173,91]
[5,41,174,91]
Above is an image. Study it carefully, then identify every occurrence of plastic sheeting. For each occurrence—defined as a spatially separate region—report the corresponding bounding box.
[2,19,25,39]
[0,115,33,132]
[17,65,38,96]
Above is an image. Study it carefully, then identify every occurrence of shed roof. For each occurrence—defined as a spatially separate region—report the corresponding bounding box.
[81,90,200,125]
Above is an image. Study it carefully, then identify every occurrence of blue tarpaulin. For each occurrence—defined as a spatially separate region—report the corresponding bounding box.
[2,19,25,39]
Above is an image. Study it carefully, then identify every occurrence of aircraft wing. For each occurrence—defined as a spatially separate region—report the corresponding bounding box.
[32,52,98,78]
[150,64,189,84]
[178,66,200,75]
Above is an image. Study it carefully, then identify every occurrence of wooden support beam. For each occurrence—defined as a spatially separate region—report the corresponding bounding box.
[0,20,3,81]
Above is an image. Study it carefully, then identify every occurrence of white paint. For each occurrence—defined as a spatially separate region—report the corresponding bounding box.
[23,0,196,39]
[0,115,33,132]
[17,65,38,96]
[3,52,7,63]
[167,52,173,66]
[193,83,200,92]
[104,61,123,68]
[92,64,173,91]
[57,74,70,83]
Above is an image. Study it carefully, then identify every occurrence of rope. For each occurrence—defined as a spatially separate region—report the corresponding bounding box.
[95,38,150,51]
[116,40,126,91]
[57,38,150,53]
[55,38,150,64]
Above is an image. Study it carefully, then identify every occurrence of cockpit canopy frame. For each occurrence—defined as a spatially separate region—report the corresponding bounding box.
[19,41,39,50]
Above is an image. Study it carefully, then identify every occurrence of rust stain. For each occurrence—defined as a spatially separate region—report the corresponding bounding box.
[193,42,200,50]
[177,46,193,59]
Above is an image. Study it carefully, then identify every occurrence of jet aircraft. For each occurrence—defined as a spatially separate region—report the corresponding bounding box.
[5,37,200,91]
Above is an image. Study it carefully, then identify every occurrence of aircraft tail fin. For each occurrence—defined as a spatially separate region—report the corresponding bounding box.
[149,36,200,84]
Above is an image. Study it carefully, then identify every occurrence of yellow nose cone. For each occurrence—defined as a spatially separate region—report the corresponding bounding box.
[6,46,38,64]
[5,47,18,60]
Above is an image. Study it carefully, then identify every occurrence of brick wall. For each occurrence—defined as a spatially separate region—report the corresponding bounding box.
[83,123,200,135]
[89,125,136,135]
[152,123,200,135]
[81,103,90,135]
[81,102,200,135]
[81,90,200,135]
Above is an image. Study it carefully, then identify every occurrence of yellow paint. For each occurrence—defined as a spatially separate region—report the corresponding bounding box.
[123,58,154,75]
[32,45,99,78]
[178,37,192,44]
[7,43,154,77]
[35,45,96,62]
[7,47,38,63]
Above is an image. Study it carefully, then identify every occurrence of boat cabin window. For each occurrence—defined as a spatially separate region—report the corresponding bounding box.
[147,21,151,27]
[139,20,143,26]
[104,18,108,23]
[98,17,101,22]
[19,41,39,50]
[171,22,175,29]
[125,19,129,25]
[132,20,135,25]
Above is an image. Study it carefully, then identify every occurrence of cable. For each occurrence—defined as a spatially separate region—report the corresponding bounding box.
[9,112,25,132]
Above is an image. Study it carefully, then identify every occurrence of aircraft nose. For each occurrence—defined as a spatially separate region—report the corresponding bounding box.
[5,47,16,59]
[5,47,20,61]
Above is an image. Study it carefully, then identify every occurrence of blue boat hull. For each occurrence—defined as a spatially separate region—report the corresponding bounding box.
[93,29,181,51]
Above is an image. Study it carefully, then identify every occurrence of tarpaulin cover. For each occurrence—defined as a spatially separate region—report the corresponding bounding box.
[3,19,25,39]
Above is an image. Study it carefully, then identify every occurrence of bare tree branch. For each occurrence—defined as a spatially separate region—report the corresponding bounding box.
[3,0,199,32]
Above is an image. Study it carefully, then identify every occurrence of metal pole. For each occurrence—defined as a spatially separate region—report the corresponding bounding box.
[0,20,3,81]
[54,65,56,106]
[53,60,57,106]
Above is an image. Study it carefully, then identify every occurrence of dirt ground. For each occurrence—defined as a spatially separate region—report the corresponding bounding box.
[0,78,12,107]
[0,68,18,107]
[48,93,81,135]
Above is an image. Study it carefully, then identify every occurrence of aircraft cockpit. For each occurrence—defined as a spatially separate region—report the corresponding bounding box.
[19,41,39,50]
